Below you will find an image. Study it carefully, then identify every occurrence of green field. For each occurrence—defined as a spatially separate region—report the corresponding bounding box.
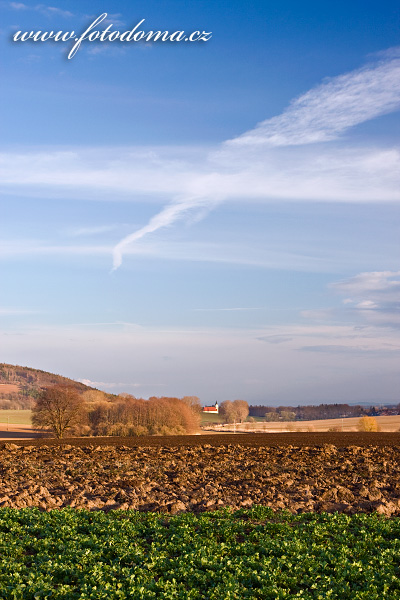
[0,410,32,425]
[0,507,399,599]
[200,412,223,425]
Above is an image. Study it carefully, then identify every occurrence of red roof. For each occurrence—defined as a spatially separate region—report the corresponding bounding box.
[203,406,218,412]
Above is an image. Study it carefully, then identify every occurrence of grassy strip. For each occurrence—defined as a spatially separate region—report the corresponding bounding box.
[200,413,223,425]
[0,410,32,425]
[0,507,400,599]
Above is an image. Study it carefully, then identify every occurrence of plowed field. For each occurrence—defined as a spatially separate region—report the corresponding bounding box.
[1,433,400,516]
[5,431,400,448]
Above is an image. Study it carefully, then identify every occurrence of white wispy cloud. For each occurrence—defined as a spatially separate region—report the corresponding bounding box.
[303,271,400,328]
[101,13,125,28]
[112,195,217,270]
[36,5,73,18]
[9,2,28,9]
[1,146,398,206]
[0,50,399,270]
[0,235,358,272]
[8,2,73,16]
[87,45,127,58]
[78,378,143,389]
[299,344,399,354]
[226,51,400,147]
[0,240,110,258]
[257,335,293,344]
[111,49,400,268]
[331,270,400,298]
[83,12,126,28]
[193,307,268,312]
[66,225,118,237]
[332,271,400,327]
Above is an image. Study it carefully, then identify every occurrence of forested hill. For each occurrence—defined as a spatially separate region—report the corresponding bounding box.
[0,363,95,409]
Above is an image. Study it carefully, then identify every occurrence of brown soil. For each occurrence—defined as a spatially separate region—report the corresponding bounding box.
[5,431,400,447]
[1,433,400,516]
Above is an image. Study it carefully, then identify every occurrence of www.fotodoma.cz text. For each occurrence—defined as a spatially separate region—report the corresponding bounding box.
[12,13,212,59]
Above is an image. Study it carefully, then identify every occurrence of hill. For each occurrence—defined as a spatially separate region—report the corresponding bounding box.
[0,363,96,409]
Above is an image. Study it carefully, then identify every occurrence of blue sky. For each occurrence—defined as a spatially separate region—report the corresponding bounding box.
[1,0,399,404]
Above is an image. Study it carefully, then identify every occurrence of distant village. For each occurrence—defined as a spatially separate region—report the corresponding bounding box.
[202,401,400,421]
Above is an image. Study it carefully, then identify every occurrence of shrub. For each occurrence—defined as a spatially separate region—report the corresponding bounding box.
[127,425,148,436]
[358,416,380,432]
[264,411,280,422]
[108,423,130,436]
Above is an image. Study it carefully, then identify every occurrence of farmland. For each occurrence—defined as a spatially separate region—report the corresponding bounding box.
[2,434,400,597]
[1,507,400,599]
[0,410,32,425]
[208,415,400,433]
[3,410,400,438]
[1,434,400,515]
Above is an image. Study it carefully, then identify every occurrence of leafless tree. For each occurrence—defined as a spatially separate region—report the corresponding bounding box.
[182,396,202,414]
[219,400,235,423]
[220,399,249,424]
[87,395,200,436]
[32,385,85,438]
[232,399,249,423]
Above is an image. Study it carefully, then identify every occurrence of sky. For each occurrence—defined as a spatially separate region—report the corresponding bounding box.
[1,0,399,405]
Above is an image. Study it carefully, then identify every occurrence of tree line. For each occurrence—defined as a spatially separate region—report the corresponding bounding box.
[249,403,399,421]
[32,385,201,438]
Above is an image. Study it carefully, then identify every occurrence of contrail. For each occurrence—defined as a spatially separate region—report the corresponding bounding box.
[112,196,208,270]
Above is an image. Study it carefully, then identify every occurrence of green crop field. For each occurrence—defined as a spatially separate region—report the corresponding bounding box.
[0,410,32,425]
[0,507,399,599]
[200,412,223,424]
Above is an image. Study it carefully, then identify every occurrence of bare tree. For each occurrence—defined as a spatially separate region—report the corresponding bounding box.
[81,389,109,403]
[182,396,202,414]
[32,385,85,438]
[232,399,249,423]
[219,400,235,423]
[87,395,200,436]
